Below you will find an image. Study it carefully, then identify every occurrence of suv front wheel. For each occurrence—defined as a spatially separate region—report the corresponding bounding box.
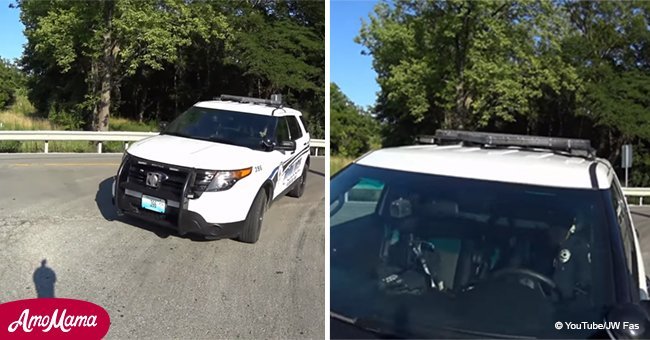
[239,189,268,243]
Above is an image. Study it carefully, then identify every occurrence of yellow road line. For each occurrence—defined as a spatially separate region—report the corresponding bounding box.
[10,162,120,167]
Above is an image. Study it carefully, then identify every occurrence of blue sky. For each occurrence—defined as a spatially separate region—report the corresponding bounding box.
[0,2,25,62]
[331,0,379,108]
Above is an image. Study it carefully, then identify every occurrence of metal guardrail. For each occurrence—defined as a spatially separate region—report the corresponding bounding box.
[0,130,325,155]
[623,188,650,206]
[310,138,326,156]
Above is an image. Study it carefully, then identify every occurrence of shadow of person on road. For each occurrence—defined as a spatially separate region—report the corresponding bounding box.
[33,259,56,298]
[95,177,207,241]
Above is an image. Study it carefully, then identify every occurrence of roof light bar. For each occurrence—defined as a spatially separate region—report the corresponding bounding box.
[417,130,595,157]
[217,94,283,107]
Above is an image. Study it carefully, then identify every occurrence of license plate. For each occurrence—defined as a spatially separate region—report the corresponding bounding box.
[141,195,166,213]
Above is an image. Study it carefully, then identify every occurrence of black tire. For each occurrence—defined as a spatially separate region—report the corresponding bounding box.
[287,164,308,198]
[239,189,268,243]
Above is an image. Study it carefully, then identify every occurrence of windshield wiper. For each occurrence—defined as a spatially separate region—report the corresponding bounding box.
[435,326,535,339]
[331,311,533,339]
[206,136,237,145]
[160,132,238,146]
[330,311,407,338]
[206,136,259,150]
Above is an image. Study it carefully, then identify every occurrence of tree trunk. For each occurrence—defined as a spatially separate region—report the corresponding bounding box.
[138,89,146,123]
[96,69,111,131]
[94,1,115,131]
[455,82,467,130]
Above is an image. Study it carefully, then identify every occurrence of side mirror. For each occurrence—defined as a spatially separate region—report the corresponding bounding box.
[605,303,650,339]
[275,140,296,152]
[261,138,275,151]
[159,121,168,131]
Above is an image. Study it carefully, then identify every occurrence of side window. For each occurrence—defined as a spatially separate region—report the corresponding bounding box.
[276,117,290,143]
[287,116,303,140]
[331,178,385,227]
[299,116,309,133]
[611,182,640,298]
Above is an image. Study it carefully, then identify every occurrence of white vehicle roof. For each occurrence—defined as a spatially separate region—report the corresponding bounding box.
[194,100,302,117]
[356,144,615,190]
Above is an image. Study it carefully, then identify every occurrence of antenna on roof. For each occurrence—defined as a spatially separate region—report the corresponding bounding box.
[417,130,596,159]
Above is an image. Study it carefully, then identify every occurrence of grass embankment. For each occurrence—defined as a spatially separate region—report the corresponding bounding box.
[0,97,157,153]
[330,155,354,176]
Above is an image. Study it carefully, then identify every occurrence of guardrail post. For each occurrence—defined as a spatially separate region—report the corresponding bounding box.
[124,142,129,150]
[641,197,644,206]
[44,141,48,154]
[97,142,102,154]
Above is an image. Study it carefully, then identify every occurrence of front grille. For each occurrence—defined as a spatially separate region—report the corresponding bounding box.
[116,155,193,227]
[126,161,188,196]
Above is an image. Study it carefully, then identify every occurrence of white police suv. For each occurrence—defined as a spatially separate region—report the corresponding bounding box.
[112,95,310,243]
[331,130,650,339]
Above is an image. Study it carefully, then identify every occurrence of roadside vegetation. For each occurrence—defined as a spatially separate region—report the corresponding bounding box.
[329,83,380,176]
[0,91,156,153]
[0,1,324,153]
[330,155,355,176]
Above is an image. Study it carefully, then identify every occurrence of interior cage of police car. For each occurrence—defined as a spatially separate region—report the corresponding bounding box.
[330,165,614,305]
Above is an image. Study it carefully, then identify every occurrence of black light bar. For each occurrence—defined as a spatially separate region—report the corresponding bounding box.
[217,94,283,107]
[417,130,595,157]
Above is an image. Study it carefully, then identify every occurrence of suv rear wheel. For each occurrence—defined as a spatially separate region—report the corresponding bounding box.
[239,189,267,243]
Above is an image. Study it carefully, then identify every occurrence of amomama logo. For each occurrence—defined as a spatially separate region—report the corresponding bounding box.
[0,298,110,339]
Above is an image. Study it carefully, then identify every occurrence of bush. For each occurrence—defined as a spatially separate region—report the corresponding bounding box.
[49,141,94,153]
[330,156,354,176]
[48,105,84,130]
[110,117,157,132]
[0,59,23,109]
[0,141,21,152]
[104,141,128,153]
[12,89,36,116]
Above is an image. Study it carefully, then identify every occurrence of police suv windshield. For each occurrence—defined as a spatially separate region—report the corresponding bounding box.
[162,106,276,150]
[330,164,617,338]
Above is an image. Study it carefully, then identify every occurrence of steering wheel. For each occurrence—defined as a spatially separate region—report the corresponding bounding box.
[491,267,560,299]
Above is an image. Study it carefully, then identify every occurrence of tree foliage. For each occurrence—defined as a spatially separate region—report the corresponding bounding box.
[16,0,324,136]
[358,0,650,185]
[330,83,380,157]
[0,59,25,109]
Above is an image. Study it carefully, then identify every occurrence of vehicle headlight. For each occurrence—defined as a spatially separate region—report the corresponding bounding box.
[194,167,252,192]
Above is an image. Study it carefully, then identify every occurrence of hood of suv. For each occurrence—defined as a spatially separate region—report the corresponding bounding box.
[126,134,266,170]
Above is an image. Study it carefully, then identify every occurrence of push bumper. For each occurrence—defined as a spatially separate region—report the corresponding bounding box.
[116,192,245,238]
[112,154,247,239]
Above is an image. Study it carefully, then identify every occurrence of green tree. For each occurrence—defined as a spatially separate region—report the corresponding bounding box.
[358,0,578,145]
[227,0,325,138]
[0,59,25,109]
[16,0,324,137]
[19,0,229,131]
[330,83,380,157]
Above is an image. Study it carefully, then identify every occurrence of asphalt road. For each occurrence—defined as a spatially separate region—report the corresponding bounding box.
[0,153,324,339]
